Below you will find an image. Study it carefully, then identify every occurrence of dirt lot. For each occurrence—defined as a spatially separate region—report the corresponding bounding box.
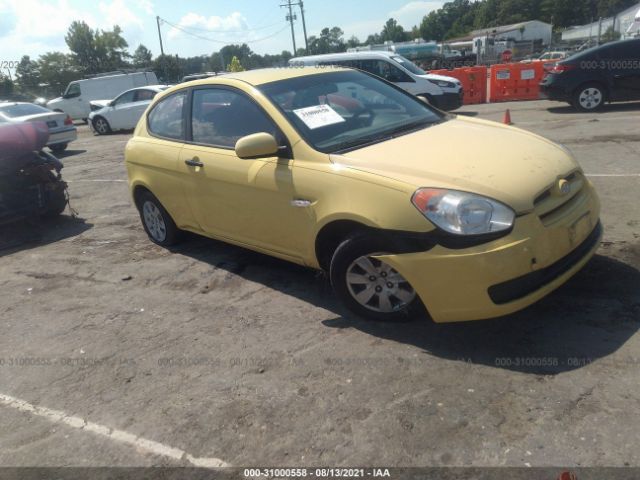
[0,100,639,472]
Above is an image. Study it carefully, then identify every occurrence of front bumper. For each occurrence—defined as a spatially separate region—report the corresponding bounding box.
[377,181,601,323]
[435,90,464,111]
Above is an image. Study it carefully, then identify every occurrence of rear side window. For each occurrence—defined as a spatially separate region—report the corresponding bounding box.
[599,41,640,61]
[148,91,187,140]
[135,89,157,102]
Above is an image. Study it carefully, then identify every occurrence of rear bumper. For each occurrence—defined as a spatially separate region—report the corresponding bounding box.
[539,82,571,102]
[47,127,77,146]
[377,181,601,322]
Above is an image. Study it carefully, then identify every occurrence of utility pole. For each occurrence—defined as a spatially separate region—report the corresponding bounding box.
[156,16,165,56]
[299,0,309,54]
[281,0,297,54]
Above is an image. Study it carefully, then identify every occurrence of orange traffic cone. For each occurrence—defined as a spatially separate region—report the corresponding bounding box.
[503,109,513,125]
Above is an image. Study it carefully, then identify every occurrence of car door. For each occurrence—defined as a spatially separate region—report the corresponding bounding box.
[123,89,157,129]
[142,89,199,229]
[108,90,137,129]
[63,82,84,119]
[603,41,640,101]
[179,86,313,261]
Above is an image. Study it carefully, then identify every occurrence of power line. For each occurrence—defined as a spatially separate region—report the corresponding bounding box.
[159,17,290,45]
[173,20,284,34]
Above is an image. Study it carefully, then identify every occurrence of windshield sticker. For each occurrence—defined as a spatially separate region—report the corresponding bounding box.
[293,104,345,130]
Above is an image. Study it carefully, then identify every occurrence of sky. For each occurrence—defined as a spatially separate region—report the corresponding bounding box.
[0,0,446,63]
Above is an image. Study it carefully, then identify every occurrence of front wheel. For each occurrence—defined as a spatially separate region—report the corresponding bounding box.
[92,116,111,135]
[330,234,422,322]
[573,83,605,112]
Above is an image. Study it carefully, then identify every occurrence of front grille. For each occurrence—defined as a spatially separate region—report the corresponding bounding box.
[488,221,601,304]
[534,171,585,226]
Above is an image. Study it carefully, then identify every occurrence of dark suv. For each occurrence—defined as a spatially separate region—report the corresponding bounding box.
[540,38,640,111]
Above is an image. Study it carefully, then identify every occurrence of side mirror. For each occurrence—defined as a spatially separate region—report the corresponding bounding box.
[109,100,116,107]
[235,132,279,159]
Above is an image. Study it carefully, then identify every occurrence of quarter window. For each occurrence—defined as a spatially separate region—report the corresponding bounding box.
[148,91,187,140]
[190,88,277,148]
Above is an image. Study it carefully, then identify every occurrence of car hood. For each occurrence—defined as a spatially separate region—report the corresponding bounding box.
[46,97,63,107]
[330,116,579,214]
[90,99,112,108]
[419,73,461,85]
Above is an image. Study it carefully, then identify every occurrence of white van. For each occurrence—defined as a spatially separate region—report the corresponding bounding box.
[290,51,463,111]
[47,72,159,121]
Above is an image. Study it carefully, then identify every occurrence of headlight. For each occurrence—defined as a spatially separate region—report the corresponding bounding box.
[427,79,455,88]
[411,188,515,235]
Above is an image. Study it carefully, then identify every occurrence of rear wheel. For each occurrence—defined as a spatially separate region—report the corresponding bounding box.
[330,234,421,322]
[573,83,605,112]
[92,116,111,135]
[50,143,68,153]
[42,185,67,218]
[136,191,181,247]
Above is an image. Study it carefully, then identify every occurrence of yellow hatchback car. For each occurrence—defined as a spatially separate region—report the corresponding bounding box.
[125,67,601,323]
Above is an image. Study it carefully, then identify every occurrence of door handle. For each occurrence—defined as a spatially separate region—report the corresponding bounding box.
[185,158,204,167]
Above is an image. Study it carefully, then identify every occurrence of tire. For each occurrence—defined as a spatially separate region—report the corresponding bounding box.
[329,234,422,322]
[573,83,606,112]
[136,191,181,247]
[42,184,67,218]
[92,116,111,135]
[50,143,68,153]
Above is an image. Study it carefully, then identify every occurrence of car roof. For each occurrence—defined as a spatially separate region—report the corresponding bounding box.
[175,66,351,90]
[121,85,169,92]
[293,51,397,63]
[568,38,640,59]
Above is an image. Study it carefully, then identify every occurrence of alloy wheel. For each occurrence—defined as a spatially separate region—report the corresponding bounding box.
[142,201,167,242]
[94,118,109,134]
[578,88,603,110]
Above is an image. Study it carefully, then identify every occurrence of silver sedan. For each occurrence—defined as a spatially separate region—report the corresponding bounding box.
[0,102,78,153]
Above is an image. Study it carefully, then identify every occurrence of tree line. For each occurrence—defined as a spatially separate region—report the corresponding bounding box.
[1,0,637,99]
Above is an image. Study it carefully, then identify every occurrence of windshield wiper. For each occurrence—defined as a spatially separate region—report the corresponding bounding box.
[328,118,442,154]
[385,119,435,138]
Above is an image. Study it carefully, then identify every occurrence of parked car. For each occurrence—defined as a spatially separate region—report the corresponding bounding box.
[521,51,569,63]
[47,71,159,121]
[0,102,77,152]
[291,51,464,111]
[0,122,68,224]
[88,85,169,135]
[125,67,601,323]
[540,38,640,111]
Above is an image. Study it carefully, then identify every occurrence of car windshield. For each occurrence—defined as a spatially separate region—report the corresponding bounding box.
[259,70,445,153]
[391,55,426,75]
[0,103,50,117]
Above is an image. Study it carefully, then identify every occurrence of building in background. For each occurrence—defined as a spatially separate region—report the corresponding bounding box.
[561,2,640,44]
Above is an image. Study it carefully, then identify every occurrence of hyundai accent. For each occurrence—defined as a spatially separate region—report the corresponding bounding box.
[125,67,601,322]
